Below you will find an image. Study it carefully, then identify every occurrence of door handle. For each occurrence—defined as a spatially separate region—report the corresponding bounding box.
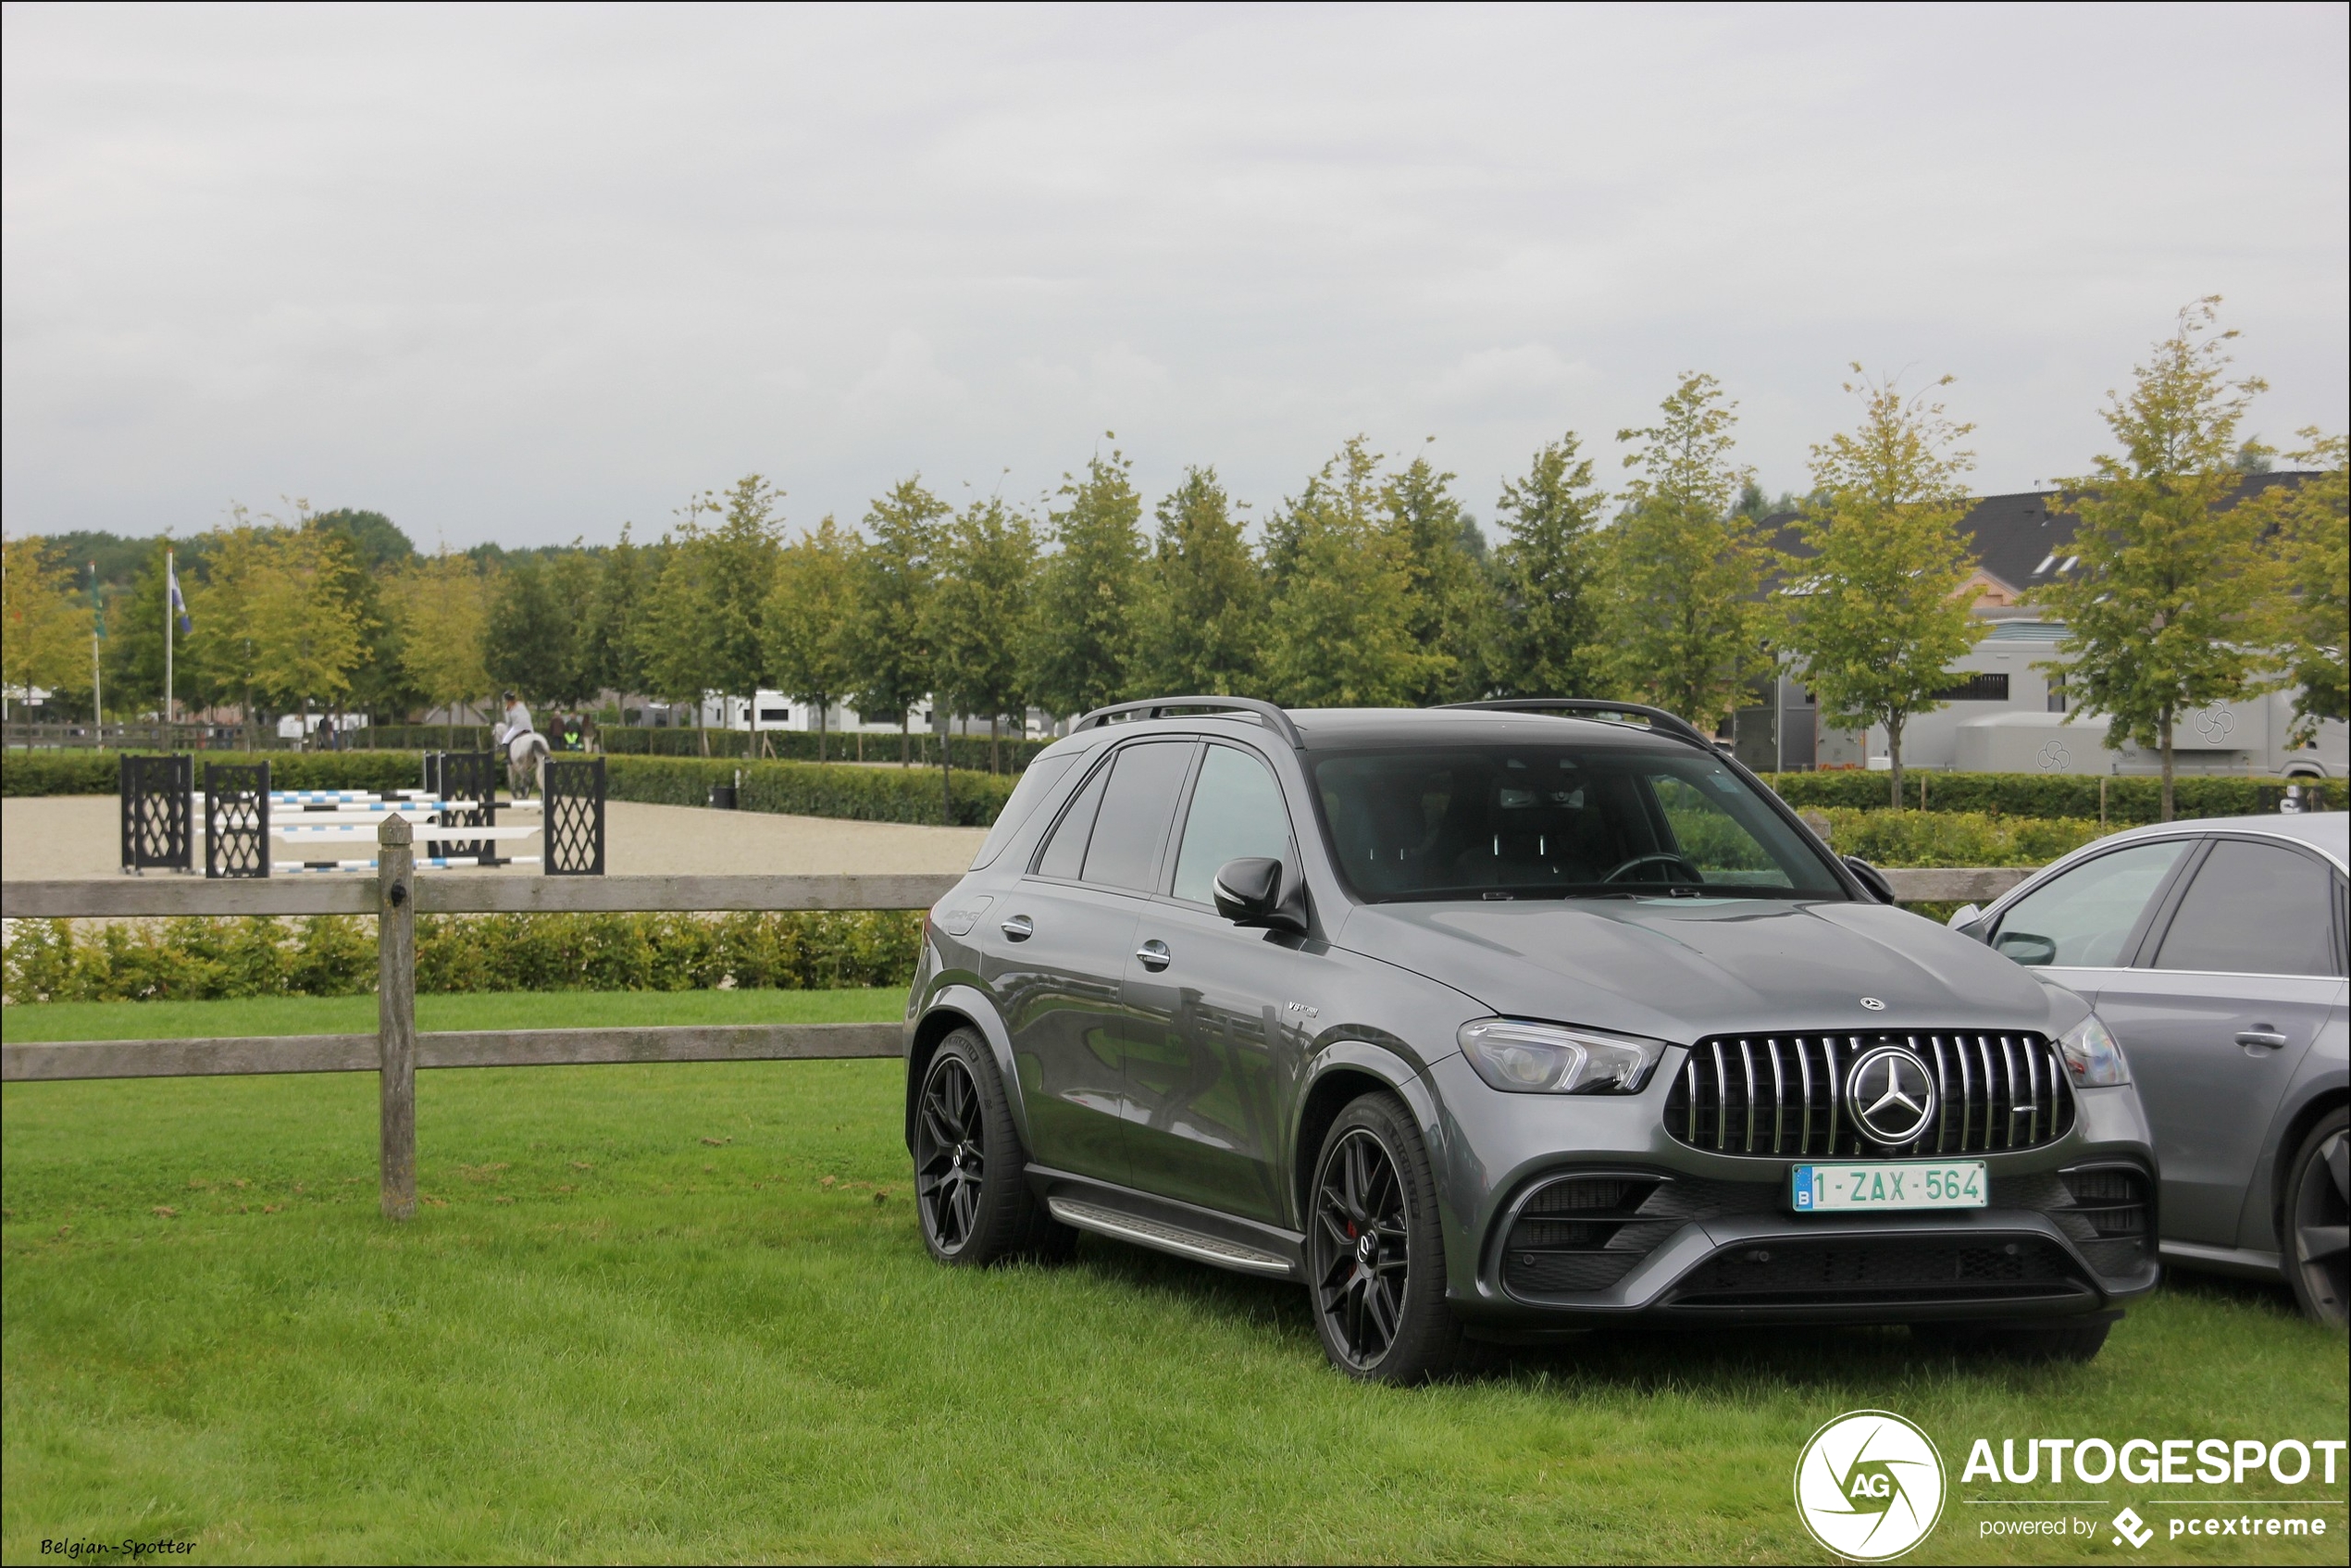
[1000,915,1034,941]
[2234,1027,2289,1050]
[1134,939,1172,972]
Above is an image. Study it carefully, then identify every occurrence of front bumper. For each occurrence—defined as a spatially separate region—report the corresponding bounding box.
[1429,1051,2161,1330]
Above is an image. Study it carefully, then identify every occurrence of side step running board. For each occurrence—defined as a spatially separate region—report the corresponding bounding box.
[1048,1197,1297,1278]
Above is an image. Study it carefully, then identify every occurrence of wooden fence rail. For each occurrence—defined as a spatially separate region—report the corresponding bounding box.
[0,822,2030,1221]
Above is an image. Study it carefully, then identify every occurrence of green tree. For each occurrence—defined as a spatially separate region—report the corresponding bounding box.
[1602,372,1774,735]
[849,477,948,763]
[2251,429,2347,746]
[2,535,93,718]
[184,524,273,740]
[763,516,861,760]
[1261,438,1440,708]
[388,550,492,747]
[1384,446,1491,703]
[1027,442,1145,719]
[543,548,604,708]
[1779,369,1985,805]
[485,556,571,706]
[1131,466,1265,699]
[634,477,786,753]
[2034,299,2279,820]
[311,508,417,574]
[928,496,1039,771]
[245,526,369,730]
[1487,432,1611,700]
[582,528,653,703]
[100,541,176,716]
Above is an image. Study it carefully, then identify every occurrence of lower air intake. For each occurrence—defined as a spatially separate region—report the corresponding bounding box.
[1668,1237,2089,1308]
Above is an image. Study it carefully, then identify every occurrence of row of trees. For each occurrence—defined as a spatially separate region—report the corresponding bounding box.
[6,299,2344,813]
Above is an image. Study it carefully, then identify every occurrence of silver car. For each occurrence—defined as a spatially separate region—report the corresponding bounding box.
[1952,813,2349,1322]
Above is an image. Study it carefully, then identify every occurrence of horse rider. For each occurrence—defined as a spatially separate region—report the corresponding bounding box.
[493,691,551,798]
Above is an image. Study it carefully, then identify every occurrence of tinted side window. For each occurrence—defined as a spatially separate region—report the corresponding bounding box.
[1034,759,1112,880]
[1991,840,2189,967]
[1172,745,1292,904]
[1080,741,1196,890]
[2153,840,2342,977]
[970,751,1078,871]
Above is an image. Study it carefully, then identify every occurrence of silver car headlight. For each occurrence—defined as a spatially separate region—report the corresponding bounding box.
[1458,1019,1666,1094]
[2059,1013,2130,1087]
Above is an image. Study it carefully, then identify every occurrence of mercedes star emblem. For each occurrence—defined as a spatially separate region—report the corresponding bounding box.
[1859,996,1886,1011]
[1847,1045,1937,1145]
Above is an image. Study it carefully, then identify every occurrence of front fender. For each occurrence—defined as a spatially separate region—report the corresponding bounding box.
[1290,1037,1458,1268]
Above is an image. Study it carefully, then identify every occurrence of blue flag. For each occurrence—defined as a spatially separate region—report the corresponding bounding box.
[168,557,192,634]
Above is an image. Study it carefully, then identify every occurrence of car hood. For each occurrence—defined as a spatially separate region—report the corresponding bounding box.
[1334,895,2073,1043]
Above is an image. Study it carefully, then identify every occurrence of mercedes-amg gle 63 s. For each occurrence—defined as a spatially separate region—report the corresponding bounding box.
[902,698,2159,1382]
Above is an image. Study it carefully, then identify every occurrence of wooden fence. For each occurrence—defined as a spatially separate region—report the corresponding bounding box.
[0,820,2027,1220]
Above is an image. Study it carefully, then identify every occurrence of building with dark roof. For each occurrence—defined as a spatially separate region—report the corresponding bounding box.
[1738,472,2342,778]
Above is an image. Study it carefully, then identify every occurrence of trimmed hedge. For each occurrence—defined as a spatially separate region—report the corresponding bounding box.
[358,725,495,752]
[606,755,1016,828]
[1759,770,2320,824]
[2,750,429,798]
[1806,809,2106,867]
[2,910,922,1003]
[599,724,1048,772]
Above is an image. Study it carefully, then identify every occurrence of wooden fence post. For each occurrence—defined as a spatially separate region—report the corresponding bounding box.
[378,815,417,1220]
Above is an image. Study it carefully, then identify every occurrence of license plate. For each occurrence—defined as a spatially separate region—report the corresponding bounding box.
[1791,1161,1988,1213]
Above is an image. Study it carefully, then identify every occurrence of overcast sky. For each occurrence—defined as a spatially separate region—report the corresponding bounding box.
[5,3,2345,552]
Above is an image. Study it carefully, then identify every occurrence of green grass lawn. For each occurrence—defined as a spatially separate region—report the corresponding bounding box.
[3,1010,2345,1563]
[1,987,907,1042]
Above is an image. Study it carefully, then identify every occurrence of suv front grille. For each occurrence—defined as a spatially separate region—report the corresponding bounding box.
[1664,1031,2074,1158]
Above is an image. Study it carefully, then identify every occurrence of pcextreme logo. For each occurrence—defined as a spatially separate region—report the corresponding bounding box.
[1794,1410,1948,1561]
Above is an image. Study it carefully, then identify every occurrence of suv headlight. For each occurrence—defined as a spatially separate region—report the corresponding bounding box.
[1458,1019,1666,1094]
[2059,1014,2130,1087]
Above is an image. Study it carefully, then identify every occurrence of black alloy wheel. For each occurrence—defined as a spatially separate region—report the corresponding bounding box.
[915,1052,987,1255]
[1307,1092,1463,1383]
[2283,1108,2349,1325]
[913,1028,1071,1267]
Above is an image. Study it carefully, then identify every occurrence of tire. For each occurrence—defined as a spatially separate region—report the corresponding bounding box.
[912,1029,1070,1266]
[1305,1090,1463,1384]
[2281,1106,2349,1325]
[1912,1320,2111,1363]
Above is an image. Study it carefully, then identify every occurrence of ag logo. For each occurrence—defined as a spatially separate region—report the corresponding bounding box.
[1794,1409,1947,1561]
[2194,706,2237,745]
[1847,1046,1936,1145]
[2036,739,2071,771]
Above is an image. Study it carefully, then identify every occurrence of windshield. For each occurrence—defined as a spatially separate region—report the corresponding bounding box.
[1312,745,1845,902]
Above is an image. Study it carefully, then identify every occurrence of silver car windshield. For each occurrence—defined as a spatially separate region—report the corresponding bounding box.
[1312,746,1845,902]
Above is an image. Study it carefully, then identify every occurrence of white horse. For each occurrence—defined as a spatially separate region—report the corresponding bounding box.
[506,728,551,799]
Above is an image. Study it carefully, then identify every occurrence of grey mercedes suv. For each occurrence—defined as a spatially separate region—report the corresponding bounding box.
[902,698,2160,1382]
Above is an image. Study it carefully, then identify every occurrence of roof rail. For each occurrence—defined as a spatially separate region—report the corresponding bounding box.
[1437,698,1717,752]
[1073,695,1306,750]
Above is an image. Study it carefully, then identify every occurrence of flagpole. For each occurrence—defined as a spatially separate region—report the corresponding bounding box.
[91,563,104,748]
[165,547,175,738]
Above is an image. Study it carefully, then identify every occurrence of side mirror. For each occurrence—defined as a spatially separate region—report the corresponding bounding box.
[1213,857,1306,934]
[1995,930,2059,966]
[1946,902,1984,939]
[1843,854,1897,904]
